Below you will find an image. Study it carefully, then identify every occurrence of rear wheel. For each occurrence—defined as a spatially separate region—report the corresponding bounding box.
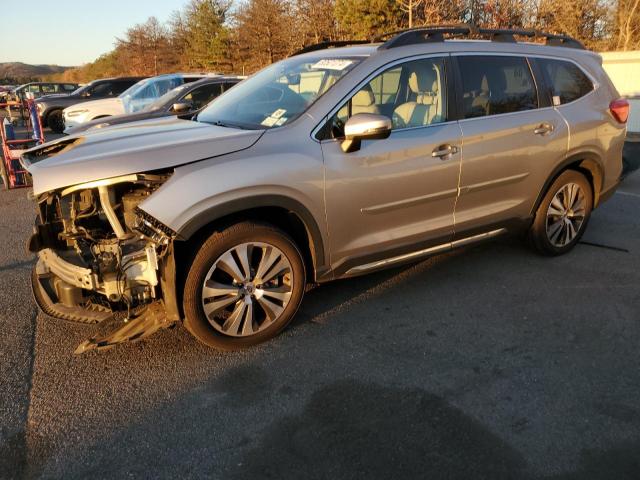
[183,222,306,350]
[529,170,593,255]
[47,109,64,133]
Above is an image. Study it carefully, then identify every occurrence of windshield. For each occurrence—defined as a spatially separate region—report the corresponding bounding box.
[198,56,363,129]
[120,75,185,113]
[143,85,187,112]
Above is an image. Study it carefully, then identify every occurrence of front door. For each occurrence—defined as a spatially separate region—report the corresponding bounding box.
[319,56,463,275]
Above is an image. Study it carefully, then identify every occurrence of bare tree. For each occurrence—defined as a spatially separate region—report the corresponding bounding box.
[297,0,338,43]
[536,0,611,50]
[115,17,175,76]
[396,0,425,27]
[615,0,640,50]
[235,0,297,73]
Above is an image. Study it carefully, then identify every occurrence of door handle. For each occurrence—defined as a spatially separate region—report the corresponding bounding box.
[432,144,459,159]
[534,123,554,135]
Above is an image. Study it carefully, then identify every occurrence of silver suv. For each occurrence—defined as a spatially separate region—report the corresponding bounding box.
[24,27,628,353]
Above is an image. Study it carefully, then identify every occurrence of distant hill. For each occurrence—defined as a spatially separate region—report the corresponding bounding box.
[0,62,74,83]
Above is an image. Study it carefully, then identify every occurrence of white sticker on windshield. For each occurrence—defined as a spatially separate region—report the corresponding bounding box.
[271,108,287,119]
[261,116,279,127]
[311,59,353,71]
[275,117,287,126]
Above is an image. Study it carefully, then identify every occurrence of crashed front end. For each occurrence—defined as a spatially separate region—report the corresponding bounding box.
[28,173,179,353]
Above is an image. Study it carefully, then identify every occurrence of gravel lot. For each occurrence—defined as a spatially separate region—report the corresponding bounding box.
[1,147,639,479]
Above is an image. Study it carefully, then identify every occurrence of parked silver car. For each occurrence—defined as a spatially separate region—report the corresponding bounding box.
[23,27,628,353]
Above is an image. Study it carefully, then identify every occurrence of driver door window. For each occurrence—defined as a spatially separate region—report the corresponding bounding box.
[89,83,114,97]
[324,57,447,139]
[180,84,223,111]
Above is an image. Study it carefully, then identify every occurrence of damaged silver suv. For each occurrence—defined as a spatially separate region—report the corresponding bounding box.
[24,26,628,353]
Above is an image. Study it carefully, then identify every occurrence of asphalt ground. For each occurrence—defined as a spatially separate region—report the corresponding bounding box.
[1,129,639,479]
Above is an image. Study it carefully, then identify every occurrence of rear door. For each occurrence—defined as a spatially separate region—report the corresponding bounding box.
[452,54,568,236]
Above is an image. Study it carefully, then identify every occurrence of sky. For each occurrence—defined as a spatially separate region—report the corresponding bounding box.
[0,0,191,66]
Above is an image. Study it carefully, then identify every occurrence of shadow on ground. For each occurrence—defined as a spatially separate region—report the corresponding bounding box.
[228,379,529,480]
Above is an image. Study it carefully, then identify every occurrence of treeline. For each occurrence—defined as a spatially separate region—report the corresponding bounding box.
[49,0,640,82]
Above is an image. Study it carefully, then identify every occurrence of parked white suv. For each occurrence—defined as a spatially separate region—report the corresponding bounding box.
[62,73,216,133]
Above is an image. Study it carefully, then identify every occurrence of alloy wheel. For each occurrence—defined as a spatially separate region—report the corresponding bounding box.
[545,182,587,247]
[201,242,293,337]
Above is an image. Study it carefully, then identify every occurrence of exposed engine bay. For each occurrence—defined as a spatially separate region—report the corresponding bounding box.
[28,173,179,353]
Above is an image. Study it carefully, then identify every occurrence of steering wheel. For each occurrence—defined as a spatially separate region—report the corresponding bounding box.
[254,83,309,123]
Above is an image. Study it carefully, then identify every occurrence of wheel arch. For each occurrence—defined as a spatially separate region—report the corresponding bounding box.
[531,152,604,217]
[174,195,328,285]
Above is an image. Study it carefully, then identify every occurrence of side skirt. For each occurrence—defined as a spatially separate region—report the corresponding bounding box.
[342,228,507,278]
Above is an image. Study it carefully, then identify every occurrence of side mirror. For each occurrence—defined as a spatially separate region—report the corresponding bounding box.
[172,102,191,113]
[341,113,392,153]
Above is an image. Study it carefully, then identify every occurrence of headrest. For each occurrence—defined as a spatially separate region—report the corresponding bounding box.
[353,85,376,107]
[408,64,438,94]
[480,76,489,93]
[480,71,506,95]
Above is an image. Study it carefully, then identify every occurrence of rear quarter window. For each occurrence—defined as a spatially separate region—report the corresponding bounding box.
[538,58,593,105]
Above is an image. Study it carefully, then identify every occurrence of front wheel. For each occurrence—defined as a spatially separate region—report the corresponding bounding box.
[47,110,64,133]
[183,222,306,350]
[529,170,593,255]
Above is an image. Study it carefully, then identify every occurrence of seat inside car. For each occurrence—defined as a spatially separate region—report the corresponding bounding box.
[351,84,381,116]
[468,70,507,117]
[392,63,441,128]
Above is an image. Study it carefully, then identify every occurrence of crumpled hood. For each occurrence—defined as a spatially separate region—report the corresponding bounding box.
[24,116,264,195]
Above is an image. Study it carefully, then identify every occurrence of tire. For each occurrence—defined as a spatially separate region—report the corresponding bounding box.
[529,170,593,255]
[183,222,306,350]
[47,109,64,133]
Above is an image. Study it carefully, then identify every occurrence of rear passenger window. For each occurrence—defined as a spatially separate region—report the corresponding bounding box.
[112,82,132,96]
[457,56,538,118]
[538,58,593,105]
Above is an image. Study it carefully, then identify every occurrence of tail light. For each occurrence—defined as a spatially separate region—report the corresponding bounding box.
[609,98,630,124]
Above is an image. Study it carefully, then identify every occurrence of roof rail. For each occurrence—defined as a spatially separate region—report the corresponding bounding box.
[377,24,472,49]
[291,25,585,58]
[291,40,372,56]
[377,24,585,50]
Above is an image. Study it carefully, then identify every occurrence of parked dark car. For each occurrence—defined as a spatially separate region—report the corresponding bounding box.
[36,77,146,133]
[66,76,243,135]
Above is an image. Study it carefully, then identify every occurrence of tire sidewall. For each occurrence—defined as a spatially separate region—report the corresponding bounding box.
[48,110,64,133]
[532,170,593,255]
[182,223,306,350]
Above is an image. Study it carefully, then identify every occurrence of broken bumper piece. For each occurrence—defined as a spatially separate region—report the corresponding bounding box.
[74,301,174,354]
[32,264,175,354]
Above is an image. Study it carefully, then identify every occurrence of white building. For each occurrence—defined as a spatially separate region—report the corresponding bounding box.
[601,51,640,134]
